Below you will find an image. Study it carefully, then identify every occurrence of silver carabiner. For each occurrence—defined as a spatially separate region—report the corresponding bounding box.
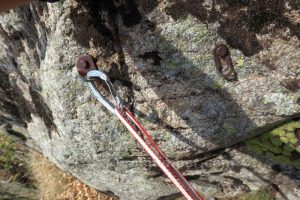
[87,70,122,115]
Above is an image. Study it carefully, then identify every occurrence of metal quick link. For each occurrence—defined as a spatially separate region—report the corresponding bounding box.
[86,70,122,115]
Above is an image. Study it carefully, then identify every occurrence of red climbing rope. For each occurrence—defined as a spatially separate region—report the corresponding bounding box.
[116,108,205,200]
[77,55,205,200]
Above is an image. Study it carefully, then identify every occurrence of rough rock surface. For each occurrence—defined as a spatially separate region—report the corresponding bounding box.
[0,0,299,199]
[0,181,38,200]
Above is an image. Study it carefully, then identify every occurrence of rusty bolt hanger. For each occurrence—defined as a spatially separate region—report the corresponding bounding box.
[76,55,97,77]
[213,44,237,81]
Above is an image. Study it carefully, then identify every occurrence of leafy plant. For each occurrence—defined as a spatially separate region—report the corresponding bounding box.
[245,120,300,169]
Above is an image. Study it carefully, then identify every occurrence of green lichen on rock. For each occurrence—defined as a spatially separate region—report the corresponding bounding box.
[235,56,245,68]
[245,120,300,169]
[232,189,274,200]
[154,14,217,72]
[223,121,237,135]
[263,93,299,115]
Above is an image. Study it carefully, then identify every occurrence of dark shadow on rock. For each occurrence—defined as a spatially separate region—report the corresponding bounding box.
[165,0,300,56]
[222,149,289,200]
[69,0,143,52]
[69,0,116,56]
[0,69,31,126]
[0,2,55,136]
[70,0,142,106]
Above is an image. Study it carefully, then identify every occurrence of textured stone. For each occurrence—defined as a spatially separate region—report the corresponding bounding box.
[0,181,38,200]
[0,0,299,199]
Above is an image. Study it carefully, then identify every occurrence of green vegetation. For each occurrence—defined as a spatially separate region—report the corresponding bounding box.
[0,133,28,183]
[245,120,300,169]
[232,189,274,200]
[223,121,237,135]
[235,56,245,68]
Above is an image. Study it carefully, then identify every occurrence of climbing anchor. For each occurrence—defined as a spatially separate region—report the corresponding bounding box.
[76,55,205,200]
[213,44,237,81]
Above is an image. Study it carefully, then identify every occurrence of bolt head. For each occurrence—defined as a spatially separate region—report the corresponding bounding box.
[79,60,88,69]
[216,44,229,58]
[76,55,97,77]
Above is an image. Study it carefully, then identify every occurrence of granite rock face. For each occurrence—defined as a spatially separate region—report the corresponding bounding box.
[0,0,299,199]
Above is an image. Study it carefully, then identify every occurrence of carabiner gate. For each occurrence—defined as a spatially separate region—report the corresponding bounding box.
[87,70,122,114]
[76,55,122,115]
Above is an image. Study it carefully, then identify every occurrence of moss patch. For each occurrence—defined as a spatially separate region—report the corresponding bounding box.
[231,189,274,200]
[0,133,29,183]
[223,121,237,135]
[245,120,300,169]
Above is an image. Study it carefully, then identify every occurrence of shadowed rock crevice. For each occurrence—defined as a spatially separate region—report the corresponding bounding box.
[70,0,116,55]
[70,0,148,109]
[70,0,145,51]
[0,2,51,133]
[0,2,55,134]
[165,0,300,56]
[116,0,142,27]
[4,123,27,141]
[139,51,162,66]
[29,80,57,138]
[0,66,57,138]
[0,3,47,68]
[0,69,32,126]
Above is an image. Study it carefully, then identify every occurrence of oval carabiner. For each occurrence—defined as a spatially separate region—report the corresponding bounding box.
[86,70,122,115]
[76,55,123,115]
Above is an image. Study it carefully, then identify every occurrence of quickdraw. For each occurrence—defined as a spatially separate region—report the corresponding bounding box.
[77,55,205,200]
